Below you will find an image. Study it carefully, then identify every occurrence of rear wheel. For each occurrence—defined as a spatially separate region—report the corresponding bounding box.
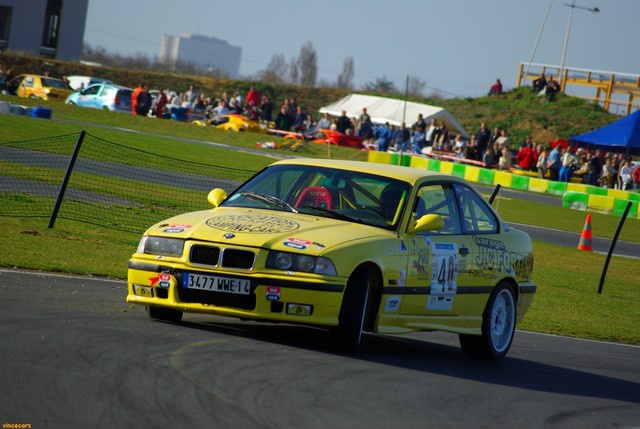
[147,306,183,323]
[459,282,516,360]
[333,266,370,352]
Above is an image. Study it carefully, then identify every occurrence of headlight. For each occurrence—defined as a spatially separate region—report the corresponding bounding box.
[137,236,184,257]
[266,251,337,276]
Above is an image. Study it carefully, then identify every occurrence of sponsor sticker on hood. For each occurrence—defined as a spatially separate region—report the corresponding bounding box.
[206,214,300,234]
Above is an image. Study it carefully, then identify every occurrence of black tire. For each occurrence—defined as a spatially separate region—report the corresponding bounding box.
[333,266,370,352]
[147,306,183,323]
[459,282,516,360]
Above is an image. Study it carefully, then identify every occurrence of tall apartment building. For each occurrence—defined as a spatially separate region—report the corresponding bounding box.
[159,33,241,79]
[0,0,88,60]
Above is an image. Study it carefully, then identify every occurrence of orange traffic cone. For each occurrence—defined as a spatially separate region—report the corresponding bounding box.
[577,214,593,251]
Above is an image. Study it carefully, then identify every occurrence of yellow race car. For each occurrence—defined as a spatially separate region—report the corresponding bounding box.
[6,74,73,101]
[127,159,536,359]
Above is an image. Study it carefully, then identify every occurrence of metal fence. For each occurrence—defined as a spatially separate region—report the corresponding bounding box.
[0,131,256,234]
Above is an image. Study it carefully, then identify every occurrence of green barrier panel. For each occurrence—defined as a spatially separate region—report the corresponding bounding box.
[547,181,568,196]
[452,163,466,178]
[368,151,393,165]
[586,186,608,196]
[562,191,588,210]
[628,192,640,202]
[389,152,412,167]
[478,168,495,185]
[510,174,530,191]
[613,199,639,217]
[427,159,441,172]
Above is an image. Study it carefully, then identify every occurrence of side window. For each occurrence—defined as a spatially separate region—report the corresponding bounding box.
[454,184,498,234]
[413,184,461,234]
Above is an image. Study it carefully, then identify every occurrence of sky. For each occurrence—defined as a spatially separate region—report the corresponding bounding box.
[83,0,639,101]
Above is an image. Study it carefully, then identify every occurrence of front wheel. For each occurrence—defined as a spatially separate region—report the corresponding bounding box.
[147,306,183,323]
[459,282,516,360]
[333,267,370,352]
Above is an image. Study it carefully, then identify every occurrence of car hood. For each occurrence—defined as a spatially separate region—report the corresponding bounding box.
[146,207,391,255]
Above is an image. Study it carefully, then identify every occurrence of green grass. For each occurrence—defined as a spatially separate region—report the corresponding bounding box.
[1,92,638,345]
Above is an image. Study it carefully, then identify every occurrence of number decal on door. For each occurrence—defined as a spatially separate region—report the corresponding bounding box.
[428,243,458,311]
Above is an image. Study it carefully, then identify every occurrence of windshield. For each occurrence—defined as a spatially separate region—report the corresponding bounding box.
[221,164,410,230]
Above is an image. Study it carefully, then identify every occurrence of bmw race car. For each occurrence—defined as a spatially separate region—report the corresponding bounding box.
[126,159,536,359]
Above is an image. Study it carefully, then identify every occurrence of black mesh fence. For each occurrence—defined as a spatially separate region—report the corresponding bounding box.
[0,131,256,234]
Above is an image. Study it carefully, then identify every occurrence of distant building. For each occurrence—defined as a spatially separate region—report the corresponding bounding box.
[159,33,241,79]
[0,0,88,60]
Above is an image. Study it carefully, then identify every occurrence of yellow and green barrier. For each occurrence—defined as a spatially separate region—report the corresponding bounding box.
[367,151,639,218]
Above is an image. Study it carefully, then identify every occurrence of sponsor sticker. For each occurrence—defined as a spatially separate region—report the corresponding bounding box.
[284,240,307,250]
[206,214,300,234]
[163,224,191,233]
[266,286,281,301]
[158,273,171,289]
[385,296,401,312]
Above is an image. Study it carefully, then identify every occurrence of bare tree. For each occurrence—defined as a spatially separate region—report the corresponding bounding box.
[289,56,299,85]
[262,53,288,83]
[408,75,427,98]
[362,76,397,94]
[297,41,318,87]
[336,56,354,89]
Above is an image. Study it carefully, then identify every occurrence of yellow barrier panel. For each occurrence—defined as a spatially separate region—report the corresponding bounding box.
[439,161,454,175]
[528,177,549,193]
[410,156,429,169]
[588,194,615,213]
[606,188,632,200]
[464,165,481,183]
[367,151,393,165]
[566,183,589,193]
[493,170,513,188]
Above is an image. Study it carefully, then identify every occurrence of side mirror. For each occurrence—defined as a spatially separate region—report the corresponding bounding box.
[408,214,445,234]
[207,188,227,207]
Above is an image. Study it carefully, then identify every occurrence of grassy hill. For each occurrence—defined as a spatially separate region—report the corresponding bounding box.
[0,51,617,147]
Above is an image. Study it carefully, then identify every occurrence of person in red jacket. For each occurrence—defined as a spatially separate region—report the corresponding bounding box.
[245,86,261,108]
[515,136,539,171]
[632,162,640,190]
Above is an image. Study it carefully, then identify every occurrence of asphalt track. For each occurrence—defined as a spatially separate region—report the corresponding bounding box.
[1,269,639,429]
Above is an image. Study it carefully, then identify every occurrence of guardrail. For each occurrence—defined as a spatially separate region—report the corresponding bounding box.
[367,151,640,220]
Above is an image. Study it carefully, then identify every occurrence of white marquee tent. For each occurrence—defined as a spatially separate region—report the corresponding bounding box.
[319,94,469,138]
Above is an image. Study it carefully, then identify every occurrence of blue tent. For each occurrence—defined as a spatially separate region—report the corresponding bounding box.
[569,110,640,155]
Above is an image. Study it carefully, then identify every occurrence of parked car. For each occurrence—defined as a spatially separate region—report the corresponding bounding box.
[66,75,113,91]
[126,159,536,359]
[6,74,73,101]
[65,83,133,113]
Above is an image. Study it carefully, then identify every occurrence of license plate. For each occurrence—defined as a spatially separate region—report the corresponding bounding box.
[183,272,251,295]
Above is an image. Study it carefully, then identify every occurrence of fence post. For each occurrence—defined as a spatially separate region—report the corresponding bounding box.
[598,201,632,294]
[48,130,86,229]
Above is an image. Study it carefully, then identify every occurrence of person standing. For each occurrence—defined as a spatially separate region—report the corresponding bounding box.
[135,83,152,116]
[547,144,562,181]
[155,88,168,118]
[336,111,351,134]
[476,122,491,158]
[131,83,144,115]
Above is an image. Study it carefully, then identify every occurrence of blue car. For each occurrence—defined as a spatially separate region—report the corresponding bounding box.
[65,83,133,113]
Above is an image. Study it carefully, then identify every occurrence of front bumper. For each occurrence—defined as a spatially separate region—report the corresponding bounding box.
[126,260,346,327]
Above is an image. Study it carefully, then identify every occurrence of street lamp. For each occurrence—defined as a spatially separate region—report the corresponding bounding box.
[559,0,599,88]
